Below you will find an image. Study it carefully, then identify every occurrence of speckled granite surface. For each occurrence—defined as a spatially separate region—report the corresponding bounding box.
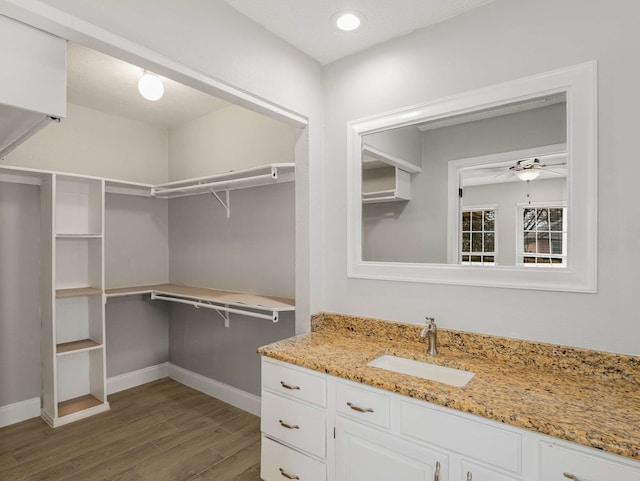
[258,312,640,460]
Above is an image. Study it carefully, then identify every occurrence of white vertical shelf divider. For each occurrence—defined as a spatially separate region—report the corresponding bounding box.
[42,173,109,427]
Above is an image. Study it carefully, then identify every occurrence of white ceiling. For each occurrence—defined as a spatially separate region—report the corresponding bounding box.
[66,1,496,126]
[67,42,230,129]
[223,0,496,65]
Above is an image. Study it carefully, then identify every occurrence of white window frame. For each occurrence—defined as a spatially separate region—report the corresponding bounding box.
[459,204,498,266]
[516,202,567,267]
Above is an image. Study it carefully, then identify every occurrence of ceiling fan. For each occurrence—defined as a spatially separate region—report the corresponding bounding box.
[473,155,566,182]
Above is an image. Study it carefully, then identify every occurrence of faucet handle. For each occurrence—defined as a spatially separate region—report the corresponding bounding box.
[425,317,436,326]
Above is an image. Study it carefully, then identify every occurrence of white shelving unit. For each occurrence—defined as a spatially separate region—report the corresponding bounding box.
[2,163,295,426]
[43,174,109,427]
[361,144,421,204]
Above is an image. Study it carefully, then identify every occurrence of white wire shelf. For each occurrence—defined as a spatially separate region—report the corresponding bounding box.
[151,163,295,199]
[105,283,295,326]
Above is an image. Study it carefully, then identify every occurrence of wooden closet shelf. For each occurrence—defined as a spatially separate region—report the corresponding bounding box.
[106,283,294,308]
[58,395,104,417]
[106,283,295,323]
[56,287,103,298]
[56,339,102,354]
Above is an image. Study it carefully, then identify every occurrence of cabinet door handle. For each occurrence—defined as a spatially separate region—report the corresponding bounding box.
[563,473,580,480]
[466,472,472,481]
[347,402,374,413]
[279,468,300,480]
[280,381,300,390]
[434,461,440,481]
[278,419,300,430]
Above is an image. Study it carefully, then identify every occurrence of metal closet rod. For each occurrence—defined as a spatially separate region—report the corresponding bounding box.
[151,172,276,197]
[151,292,278,322]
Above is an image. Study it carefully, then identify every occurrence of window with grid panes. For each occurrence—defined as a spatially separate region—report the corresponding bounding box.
[520,205,567,266]
[460,208,496,265]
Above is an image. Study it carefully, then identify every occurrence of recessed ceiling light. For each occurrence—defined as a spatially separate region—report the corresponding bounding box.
[334,11,363,32]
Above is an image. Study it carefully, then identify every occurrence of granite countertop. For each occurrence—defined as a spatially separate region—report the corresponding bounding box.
[258,313,640,461]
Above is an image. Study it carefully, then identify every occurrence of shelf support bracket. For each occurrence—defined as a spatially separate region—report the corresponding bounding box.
[210,189,230,218]
[214,304,230,328]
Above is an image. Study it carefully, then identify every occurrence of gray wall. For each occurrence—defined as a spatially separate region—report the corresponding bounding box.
[105,296,169,378]
[170,306,294,396]
[105,194,169,288]
[168,183,296,395]
[363,104,566,264]
[0,183,41,405]
[323,0,640,355]
[104,193,171,378]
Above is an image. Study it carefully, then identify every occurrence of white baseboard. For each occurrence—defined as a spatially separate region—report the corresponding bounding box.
[107,362,169,394]
[168,363,261,416]
[0,397,40,427]
[1,363,258,428]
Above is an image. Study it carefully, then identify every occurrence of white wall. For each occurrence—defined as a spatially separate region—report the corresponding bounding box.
[323,0,640,355]
[5,103,169,184]
[365,127,422,168]
[168,104,296,181]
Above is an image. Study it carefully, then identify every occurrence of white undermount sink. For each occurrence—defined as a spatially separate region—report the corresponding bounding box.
[367,355,475,387]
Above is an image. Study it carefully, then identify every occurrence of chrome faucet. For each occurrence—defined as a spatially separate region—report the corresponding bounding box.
[420,317,438,355]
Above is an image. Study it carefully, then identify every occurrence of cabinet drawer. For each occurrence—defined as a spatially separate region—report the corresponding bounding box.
[539,441,640,481]
[336,381,390,429]
[400,401,521,474]
[261,391,326,458]
[261,436,326,481]
[461,460,520,481]
[263,358,327,407]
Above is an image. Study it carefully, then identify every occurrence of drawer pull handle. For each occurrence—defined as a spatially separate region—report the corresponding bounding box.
[434,461,440,481]
[279,420,300,430]
[279,468,300,480]
[466,472,472,481]
[347,402,374,413]
[563,473,579,481]
[280,381,301,390]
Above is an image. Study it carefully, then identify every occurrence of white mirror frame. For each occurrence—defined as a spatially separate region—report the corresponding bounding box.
[347,61,597,292]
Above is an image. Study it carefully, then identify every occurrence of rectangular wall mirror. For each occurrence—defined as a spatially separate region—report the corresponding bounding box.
[347,62,597,292]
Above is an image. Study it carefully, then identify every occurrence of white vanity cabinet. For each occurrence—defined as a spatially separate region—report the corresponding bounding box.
[335,380,447,481]
[539,440,640,481]
[260,356,640,481]
[260,358,329,481]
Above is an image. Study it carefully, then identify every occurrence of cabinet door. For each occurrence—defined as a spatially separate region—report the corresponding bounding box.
[336,417,448,481]
[539,442,640,481]
[460,460,520,481]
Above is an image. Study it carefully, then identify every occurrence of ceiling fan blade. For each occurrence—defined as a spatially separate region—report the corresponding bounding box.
[539,167,566,175]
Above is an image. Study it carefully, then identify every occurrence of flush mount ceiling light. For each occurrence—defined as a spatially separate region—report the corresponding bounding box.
[138,70,164,101]
[333,11,364,31]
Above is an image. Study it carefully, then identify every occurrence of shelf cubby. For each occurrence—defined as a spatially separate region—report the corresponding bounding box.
[55,175,103,236]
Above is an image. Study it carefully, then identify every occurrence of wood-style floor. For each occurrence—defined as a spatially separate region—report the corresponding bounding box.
[0,378,262,481]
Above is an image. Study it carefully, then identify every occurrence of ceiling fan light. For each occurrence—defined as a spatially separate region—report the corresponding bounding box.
[138,71,164,101]
[515,169,541,182]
